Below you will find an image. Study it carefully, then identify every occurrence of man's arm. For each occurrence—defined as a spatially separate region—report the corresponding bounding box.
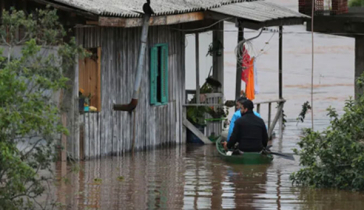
[261,121,268,147]
[227,120,241,149]
[227,113,238,141]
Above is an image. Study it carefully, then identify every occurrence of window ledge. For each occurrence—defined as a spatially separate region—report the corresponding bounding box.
[151,102,168,106]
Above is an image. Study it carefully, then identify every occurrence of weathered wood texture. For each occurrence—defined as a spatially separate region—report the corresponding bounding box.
[204,93,223,138]
[73,26,186,159]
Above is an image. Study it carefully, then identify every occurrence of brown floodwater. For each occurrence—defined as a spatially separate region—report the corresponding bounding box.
[55,120,364,210]
[53,0,362,209]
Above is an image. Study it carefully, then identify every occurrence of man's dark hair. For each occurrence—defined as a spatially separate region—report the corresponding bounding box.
[237,96,247,104]
[242,100,254,111]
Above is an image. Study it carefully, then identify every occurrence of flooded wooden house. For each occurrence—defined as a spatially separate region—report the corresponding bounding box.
[2,0,308,160]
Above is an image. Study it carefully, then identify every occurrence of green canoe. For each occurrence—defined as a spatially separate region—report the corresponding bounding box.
[216,138,273,165]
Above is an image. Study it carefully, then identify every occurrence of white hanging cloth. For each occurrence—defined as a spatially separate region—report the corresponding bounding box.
[254,58,259,94]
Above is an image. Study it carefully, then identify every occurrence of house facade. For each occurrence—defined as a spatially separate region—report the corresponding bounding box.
[74,25,186,159]
[2,0,308,160]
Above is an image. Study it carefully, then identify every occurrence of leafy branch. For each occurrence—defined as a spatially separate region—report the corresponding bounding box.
[296,101,311,124]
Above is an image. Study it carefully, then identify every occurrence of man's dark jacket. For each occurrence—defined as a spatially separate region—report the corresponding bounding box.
[227,110,268,152]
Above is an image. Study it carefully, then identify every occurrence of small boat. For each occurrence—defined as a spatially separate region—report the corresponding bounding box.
[216,138,273,165]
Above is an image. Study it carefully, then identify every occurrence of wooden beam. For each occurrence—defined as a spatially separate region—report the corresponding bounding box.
[213,22,224,94]
[307,16,364,37]
[255,99,286,105]
[268,102,284,139]
[182,117,213,144]
[166,12,204,25]
[180,19,219,34]
[268,102,271,133]
[242,19,306,30]
[279,26,283,99]
[98,12,204,28]
[235,20,244,108]
[86,21,99,25]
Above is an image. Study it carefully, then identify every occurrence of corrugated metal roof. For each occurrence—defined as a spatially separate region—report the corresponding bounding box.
[50,0,248,17]
[210,1,309,22]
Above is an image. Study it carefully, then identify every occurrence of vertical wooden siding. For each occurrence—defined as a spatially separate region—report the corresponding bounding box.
[73,26,185,159]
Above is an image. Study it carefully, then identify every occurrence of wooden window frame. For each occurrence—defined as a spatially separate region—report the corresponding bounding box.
[78,47,101,112]
[150,43,168,106]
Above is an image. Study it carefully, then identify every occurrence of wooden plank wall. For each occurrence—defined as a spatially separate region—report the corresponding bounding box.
[73,25,185,159]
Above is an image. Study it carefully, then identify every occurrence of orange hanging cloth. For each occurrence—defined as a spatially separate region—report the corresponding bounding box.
[245,57,255,100]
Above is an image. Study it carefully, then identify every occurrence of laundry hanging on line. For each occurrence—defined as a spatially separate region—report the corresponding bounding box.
[245,57,255,100]
[253,58,259,94]
[241,45,250,83]
[240,45,258,100]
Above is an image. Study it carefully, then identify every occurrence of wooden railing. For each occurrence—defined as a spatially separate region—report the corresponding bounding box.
[183,91,224,144]
[255,99,286,139]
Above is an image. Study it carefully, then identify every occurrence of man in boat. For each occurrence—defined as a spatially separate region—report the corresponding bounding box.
[226,96,261,142]
[222,100,268,152]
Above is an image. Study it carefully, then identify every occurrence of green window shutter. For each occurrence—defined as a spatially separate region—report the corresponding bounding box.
[150,46,158,105]
[161,44,168,104]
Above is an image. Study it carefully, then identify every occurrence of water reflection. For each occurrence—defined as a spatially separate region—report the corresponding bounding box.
[55,144,364,210]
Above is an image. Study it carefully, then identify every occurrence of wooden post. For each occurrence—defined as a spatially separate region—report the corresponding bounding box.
[355,36,364,99]
[195,33,200,104]
[279,109,283,139]
[235,21,244,110]
[279,26,283,99]
[278,26,283,139]
[268,103,284,139]
[213,22,224,94]
[268,102,271,133]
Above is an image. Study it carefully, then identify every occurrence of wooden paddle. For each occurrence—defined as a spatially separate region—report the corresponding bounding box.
[268,152,295,161]
[264,145,295,161]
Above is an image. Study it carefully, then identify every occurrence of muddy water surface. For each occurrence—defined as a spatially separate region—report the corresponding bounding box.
[56,131,364,210]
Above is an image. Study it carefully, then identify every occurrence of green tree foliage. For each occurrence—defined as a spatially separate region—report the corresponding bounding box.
[349,0,364,7]
[0,7,85,209]
[291,74,364,191]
